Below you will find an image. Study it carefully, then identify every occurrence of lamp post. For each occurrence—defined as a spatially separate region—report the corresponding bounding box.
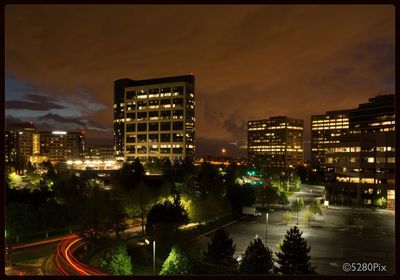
[221,148,226,163]
[145,239,156,275]
[296,197,299,225]
[265,213,269,244]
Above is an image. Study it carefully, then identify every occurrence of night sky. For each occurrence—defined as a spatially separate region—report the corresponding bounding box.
[5,5,395,159]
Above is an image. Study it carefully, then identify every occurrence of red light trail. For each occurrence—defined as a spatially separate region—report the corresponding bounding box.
[53,233,106,275]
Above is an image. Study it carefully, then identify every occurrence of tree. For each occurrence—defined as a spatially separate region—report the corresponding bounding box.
[224,163,242,187]
[162,157,173,179]
[277,192,290,209]
[197,163,224,199]
[239,237,274,274]
[98,242,132,275]
[226,184,256,216]
[81,183,108,239]
[283,211,292,225]
[290,198,304,213]
[113,159,144,191]
[107,189,128,238]
[145,157,162,174]
[160,246,191,275]
[308,200,322,215]
[176,174,197,199]
[7,172,23,189]
[38,200,66,238]
[203,229,238,274]
[256,186,279,208]
[303,210,315,226]
[276,226,316,275]
[131,158,145,185]
[146,196,189,236]
[129,181,154,236]
[6,203,36,243]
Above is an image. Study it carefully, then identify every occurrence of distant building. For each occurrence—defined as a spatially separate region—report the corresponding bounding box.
[323,95,395,208]
[5,122,36,169]
[247,116,304,168]
[114,75,195,162]
[311,109,351,168]
[85,144,115,160]
[33,131,86,163]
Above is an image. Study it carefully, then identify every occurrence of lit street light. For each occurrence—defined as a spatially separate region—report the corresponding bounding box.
[221,148,226,162]
[145,239,156,275]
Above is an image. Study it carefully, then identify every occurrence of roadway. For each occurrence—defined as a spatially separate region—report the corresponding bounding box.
[8,222,144,276]
[8,233,107,275]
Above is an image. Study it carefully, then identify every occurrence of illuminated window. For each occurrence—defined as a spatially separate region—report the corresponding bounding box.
[387,190,395,200]
[387,157,395,163]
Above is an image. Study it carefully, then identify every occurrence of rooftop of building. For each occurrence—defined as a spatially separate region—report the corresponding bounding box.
[114,74,195,87]
[248,116,304,123]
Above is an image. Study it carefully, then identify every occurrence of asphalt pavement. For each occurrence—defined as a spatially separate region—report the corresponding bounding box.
[192,202,395,275]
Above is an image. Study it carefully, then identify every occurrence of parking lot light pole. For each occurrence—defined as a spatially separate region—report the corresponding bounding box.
[145,239,156,275]
[296,197,299,225]
[153,241,156,275]
[265,213,269,244]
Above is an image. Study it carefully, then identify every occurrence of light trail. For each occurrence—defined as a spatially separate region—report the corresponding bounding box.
[12,235,71,250]
[53,234,107,275]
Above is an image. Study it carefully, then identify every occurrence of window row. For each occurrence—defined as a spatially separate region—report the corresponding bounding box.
[126,133,185,143]
[126,87,185,99]
[126,122,184,132]
[126,110,184,120]
[126,145,184,154]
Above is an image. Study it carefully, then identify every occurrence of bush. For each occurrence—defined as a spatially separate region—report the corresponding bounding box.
[98,242,133,275]
[159,246,192,275]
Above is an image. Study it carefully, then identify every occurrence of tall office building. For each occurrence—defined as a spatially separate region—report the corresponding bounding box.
[114,75,195,162]
[248,116,304,168]
[311,109,350,167]
[324,94,395,208]
[33,131,86,162]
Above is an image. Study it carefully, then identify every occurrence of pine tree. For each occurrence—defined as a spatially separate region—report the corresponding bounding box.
[239,237,274,274]
[160,246,191,275]
[276,226,316,274]
[203,228,238,274]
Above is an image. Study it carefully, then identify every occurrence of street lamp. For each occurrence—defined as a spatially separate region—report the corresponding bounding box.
[265,213,269,244]
[296,197,299,225]
[145,239,156,275]
[221,148,226,163]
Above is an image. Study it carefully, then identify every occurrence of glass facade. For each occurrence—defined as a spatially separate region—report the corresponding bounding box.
[114,75,195,162]
[248,116,304,168]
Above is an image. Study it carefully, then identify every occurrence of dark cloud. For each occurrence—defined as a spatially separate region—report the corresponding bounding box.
[37,113,111,132]
[6,94,65,110]
[222,111,247,147]
[4,5,394,158]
